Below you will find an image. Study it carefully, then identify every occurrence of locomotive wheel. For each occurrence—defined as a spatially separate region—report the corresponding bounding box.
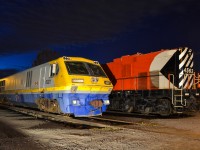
[35,98,61,113]
[109,97,121,110]
[124,98,134,113]
[157,98,172,116]
[186,96,197,112]
[0,97,8,104]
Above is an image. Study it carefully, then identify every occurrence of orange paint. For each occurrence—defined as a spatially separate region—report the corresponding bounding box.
[103,50,165,91]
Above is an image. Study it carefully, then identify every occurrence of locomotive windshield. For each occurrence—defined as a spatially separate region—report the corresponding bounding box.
[65,61,107,77]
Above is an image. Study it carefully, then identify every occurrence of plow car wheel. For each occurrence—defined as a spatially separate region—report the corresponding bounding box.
[158,98,172,116]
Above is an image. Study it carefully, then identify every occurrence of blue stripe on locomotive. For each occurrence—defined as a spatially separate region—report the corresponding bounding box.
[5,92,109,117]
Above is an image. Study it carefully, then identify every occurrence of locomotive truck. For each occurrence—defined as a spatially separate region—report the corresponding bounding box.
[0,56,113,117]
[103,47,200,116]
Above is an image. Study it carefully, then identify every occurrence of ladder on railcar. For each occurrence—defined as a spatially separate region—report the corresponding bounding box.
[169,74,185,113]
[169,73,200,113]
[173,88,186,113]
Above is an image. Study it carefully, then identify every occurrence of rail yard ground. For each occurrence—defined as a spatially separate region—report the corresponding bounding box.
[0,107,200,150]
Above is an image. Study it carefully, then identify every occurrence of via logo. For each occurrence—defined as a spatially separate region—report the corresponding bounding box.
[91,77,99,83]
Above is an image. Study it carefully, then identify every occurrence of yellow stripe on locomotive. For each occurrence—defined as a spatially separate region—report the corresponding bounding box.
[0,56,113,117]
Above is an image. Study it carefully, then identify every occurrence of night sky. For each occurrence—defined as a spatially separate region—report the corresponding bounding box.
[0,0,200,72]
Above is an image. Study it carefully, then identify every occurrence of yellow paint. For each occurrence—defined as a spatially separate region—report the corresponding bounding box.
[49,56,113,93]
[0,56,113,95]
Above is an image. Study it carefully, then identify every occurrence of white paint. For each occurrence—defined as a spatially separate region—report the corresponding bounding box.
[150,49,177,89]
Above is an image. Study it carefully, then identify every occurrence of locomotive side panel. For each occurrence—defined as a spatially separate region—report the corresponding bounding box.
[104,51,162,91]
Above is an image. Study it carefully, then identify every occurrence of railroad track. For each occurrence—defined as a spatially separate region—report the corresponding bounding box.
[0,104,154,129]
[105,110,156,118]
[87,116,134,125]
[0,104,117,129]
[105,110,195,119]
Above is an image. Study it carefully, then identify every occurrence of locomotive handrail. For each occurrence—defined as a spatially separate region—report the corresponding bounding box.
[193,73,200,86]
[118,74,162,91]
[117,74,161,80]
[168,74,175,105]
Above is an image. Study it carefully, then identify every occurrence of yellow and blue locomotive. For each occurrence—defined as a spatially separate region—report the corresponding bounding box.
[0,56,113,117]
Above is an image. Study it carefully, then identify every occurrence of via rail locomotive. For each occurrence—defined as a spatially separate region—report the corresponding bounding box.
[0,56,113,117]
[103,47,200,116]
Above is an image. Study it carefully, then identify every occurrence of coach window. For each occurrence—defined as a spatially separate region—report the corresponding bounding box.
[49,64,59,77]
[0,80,5,92]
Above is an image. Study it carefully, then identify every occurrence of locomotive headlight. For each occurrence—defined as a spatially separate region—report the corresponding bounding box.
[104,81,111,85]
[72,79,84,83]
[72,100,80,106]
[103,100,110,105]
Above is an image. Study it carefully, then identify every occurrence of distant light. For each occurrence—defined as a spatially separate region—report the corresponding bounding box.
[63,56,70,60]
[94,61,99,64]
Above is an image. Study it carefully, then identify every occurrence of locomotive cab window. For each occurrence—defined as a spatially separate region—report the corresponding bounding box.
[87,63,106,77]
[65,62,89,75]
[49,64,59,77]
[65,61,106,77]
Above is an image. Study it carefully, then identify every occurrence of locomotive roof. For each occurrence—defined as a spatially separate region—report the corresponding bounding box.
[0,56,99,80]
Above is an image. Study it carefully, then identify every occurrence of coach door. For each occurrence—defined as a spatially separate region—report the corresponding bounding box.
[39,67,46,90]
